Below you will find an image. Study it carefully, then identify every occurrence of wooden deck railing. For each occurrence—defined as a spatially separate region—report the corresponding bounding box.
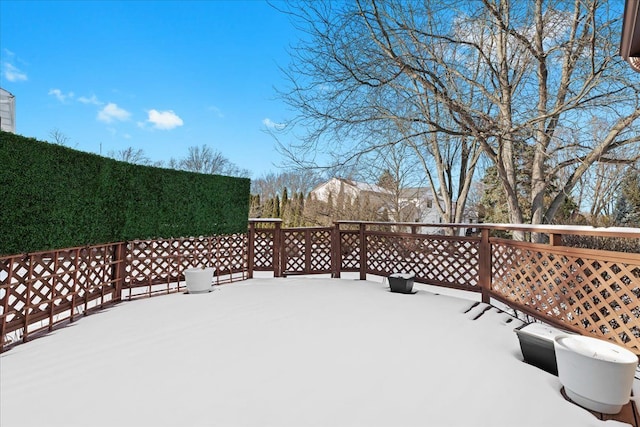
[248,219,640,354]
[0,235,247,350]
[2,220,639,353]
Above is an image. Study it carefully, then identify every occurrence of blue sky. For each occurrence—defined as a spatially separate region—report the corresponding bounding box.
[0,0,297,177]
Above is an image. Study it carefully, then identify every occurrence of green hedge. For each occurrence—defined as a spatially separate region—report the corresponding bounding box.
[0,132,250,255]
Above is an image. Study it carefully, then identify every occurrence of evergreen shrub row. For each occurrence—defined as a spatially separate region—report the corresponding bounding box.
[0,131,250,256]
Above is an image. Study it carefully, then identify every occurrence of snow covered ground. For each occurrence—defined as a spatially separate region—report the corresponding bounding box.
[0,277,634,427]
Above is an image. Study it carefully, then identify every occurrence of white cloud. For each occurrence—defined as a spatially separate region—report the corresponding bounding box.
[208,105,225,118]
[262,118,285,130]
[78,95,102,105]
[97,103,131,123]
[2,63,27,82]
[48,88,74,103]
[147,109,183,130]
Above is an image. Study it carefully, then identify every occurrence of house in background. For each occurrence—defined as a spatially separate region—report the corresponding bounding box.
[310,177,475,234]
[311,178,390,205]
[398,187,441,224]
[0,88,16,133]
[398,186,478,234]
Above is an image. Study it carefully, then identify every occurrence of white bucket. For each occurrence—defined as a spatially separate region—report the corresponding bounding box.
[184,267,214,294]
[555,335,638,414]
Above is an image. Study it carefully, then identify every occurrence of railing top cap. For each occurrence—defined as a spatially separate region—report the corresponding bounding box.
[249,218,283,223]
[479,223,640,238]
[333,221,640,238]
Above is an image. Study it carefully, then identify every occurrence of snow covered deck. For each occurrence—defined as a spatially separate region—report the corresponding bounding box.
[1,277,638,426]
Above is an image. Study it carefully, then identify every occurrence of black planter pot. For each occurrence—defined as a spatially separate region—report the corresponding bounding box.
[514,323,569,375]
[388,273,415,294]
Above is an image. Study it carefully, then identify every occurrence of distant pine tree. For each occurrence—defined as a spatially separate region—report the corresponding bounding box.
[614,170,640,227]
[274,195,281,218]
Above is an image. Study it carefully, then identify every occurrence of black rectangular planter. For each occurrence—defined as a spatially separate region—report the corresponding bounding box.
[514,323,569,376]
[388,273,415,294]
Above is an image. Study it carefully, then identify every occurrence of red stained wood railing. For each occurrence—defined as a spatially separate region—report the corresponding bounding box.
[1,235,247,351]
[2,220,639,354]
[249,219,640,353]
[0,243,125,348]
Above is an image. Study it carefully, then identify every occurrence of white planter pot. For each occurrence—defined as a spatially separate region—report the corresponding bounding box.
[184,267,214,294]
[554,335,638,414]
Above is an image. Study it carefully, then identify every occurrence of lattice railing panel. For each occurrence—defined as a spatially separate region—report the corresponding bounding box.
[3,234,248,349]
[1,244,120,348]
[63,246,116,312]
[253,230,275,270]
[365,233,479,290]
[281,228,332,274]
[127,235,248,289]
[340,231,360,271]
[283,230,305,273]
[309,229,332,272]
[127,240,180,286]
[216,234,247,274]
[52,251,78,311]
[491,240,640,352]
[178,238,211,272]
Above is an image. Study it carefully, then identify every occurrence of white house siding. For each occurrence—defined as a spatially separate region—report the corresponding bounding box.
[310,178,390,203]
[0,88,16,133]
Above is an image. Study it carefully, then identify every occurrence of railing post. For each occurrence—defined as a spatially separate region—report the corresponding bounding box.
[215,236,221,286]
[71,248,80,320]
[1,257,15,352]
[550,233,563,247]
[247,221,255,279]
[23,254,34,343]
[332,222,341,278]
[359,222,367,281]
[111,242,127,302]
[49,251,59,331]
[280,227,288,277]
[304,229,312,275]
[274,220,282,277]
[479,228,491,304]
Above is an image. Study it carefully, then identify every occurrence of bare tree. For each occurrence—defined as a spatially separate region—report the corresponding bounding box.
[277,0,640,240]
[108,147,153,166]
[275,1,487,226]
[557,122,640,224]
[166,157,181,170]
[251,170,321,201]
[584,163,630,223]
[179,145,250,177]
[355,139,425,223]
[181,145,228,174]
[48,128,70,146]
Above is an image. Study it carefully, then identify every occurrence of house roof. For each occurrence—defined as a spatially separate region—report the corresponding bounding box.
[313,179,440,200]
[311,177,391,196]
[621,0,640,72]
[0,87,15,98]
[338,178,391,194]
[399,187,434,200]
